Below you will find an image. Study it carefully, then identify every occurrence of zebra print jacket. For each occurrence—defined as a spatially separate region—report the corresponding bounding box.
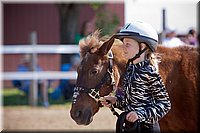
[115,59,171,124]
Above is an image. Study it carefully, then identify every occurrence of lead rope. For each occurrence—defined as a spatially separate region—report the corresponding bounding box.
[107,51,120,117]
[106,100,119,117]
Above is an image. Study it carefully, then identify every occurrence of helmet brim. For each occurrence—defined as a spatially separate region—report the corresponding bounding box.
[114,32,139,39]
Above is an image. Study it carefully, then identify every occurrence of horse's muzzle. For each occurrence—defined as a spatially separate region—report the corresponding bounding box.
[71,108,93,125]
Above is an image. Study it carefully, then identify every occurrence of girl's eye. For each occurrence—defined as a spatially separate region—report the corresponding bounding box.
[125,43,130,47]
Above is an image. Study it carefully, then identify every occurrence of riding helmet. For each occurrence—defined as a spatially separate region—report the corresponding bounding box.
[115,21,158,52]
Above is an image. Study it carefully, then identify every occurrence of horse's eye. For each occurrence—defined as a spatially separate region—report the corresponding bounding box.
[90,69,98,75]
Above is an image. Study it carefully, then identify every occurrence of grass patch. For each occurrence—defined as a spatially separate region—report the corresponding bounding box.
[3,88,72,107]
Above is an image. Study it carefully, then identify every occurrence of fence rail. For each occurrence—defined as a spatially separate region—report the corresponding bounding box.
[2,43,80,106]
[2,44,79,54]
[2,44,79,80]
[3,71,77,80]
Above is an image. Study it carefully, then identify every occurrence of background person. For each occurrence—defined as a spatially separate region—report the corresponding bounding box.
[162,27,184,48]
[74,20,94,44]
[187,28,197,45]
[12,54,49,107]
[50,54,80,100]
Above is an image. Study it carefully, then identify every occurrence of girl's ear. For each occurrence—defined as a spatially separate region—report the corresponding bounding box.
[141,42,148,49]
[97,35,115,56]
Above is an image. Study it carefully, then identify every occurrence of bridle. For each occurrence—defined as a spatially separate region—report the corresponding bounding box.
[72,50,119,117]
[72,51,116,104]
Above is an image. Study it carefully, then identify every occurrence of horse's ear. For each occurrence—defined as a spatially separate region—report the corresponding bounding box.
[97,35,115,56]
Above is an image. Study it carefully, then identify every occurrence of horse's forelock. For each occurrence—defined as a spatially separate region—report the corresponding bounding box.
[79,30,102,58]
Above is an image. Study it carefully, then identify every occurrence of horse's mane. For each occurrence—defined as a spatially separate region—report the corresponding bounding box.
[79,30,109,58]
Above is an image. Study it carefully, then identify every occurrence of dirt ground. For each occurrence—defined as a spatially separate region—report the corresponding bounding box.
[3,105,121,131]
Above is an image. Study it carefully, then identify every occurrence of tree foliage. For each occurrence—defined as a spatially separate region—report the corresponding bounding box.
[90,3,120,36]
[95,10,120,36]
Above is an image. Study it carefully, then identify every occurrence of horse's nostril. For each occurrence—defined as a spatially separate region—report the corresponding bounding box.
[75,110,82,118]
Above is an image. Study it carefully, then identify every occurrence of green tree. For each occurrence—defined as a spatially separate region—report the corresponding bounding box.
[90,3,120,36]
[95,10,120,36]
[57,4,80,64]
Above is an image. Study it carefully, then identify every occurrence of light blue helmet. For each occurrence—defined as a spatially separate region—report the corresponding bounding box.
[116,21,158,52]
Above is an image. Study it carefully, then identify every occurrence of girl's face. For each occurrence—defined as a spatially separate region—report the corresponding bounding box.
[123,38,140,60]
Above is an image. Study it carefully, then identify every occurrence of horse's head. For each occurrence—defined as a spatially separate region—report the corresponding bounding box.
[70,31,119,125]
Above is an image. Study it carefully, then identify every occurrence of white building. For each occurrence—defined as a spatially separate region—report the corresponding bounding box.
[124,0,198,34]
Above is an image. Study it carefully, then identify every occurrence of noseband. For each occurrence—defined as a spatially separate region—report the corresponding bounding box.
[72,51,115,104]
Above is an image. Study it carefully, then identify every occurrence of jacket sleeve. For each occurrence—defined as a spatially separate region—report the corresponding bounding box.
[114,91,126,111]
[135,73,171,123]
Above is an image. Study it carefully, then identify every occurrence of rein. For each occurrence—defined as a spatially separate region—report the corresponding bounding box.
[72,51,119,117]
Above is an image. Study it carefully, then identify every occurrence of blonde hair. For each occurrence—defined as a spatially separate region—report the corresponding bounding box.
[145,49,161,72]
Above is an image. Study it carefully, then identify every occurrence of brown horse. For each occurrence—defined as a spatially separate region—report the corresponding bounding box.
[70,31,199,132]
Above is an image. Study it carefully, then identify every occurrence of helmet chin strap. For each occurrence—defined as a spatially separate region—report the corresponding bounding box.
[126,43,148,67]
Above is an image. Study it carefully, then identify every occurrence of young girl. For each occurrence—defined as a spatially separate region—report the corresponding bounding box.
[101,21,171,133]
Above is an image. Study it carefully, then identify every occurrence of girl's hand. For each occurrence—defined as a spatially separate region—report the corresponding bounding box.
[126,111,139,123]
[101,96,117,108]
